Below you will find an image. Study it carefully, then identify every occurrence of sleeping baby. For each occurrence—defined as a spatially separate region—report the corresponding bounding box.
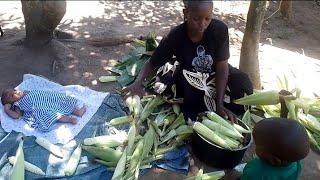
[1,89,86,132]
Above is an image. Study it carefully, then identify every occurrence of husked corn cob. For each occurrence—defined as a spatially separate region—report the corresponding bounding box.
[110,115,134,126]
[140,96,165,122]
[207,112,243,137]
[126,96,134,113]
[98,76,118,83]
[35,137,63,158]
[10,140,24,180]
[111,148,127,180]
[83,134,126,147]
[95,159,118,167]
[234,90,280,105]
[193,122,231,149]
[82,145,122,162]
[202,119,243,139]
[8,156,45,176]
[64,145,82,176]
[232,123,251,134]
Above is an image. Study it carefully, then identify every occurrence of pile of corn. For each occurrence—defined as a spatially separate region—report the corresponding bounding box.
[193,111,251,150]
[82,95,193,180]
[234,82,320,150]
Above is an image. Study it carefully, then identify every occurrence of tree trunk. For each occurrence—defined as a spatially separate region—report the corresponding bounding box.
[239,0,267,90]
[280,0,293,21]
[21,0,66,47]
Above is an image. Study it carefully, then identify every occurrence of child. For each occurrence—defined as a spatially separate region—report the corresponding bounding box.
[224,118,310,180]
[1,89,86,132]
[123,0,253,122]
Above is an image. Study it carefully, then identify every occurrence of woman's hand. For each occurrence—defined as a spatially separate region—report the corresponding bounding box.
[216,105,237,123]
[122,81,147,99]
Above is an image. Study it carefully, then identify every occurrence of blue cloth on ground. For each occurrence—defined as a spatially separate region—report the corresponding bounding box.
[0,93,190,179]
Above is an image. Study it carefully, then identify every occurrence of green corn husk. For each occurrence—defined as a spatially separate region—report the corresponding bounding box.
[234,90,280,105]
[306,129,320,151]
[161,114,177,135]
[82,145,122,162]
[109,116,134,126]
[141,127,155,159]
[241,110,253,131]
[160,129,177,144]
[10,140,24,180]
[193,122,231,149]
[149,119,162,136]
[175,133,192,143]
[140,96,165,122]
[284,99,297,121]
[126,139,144,178]
[127,124,137,156]
[173,104,181,115]
[165,113,185,134]
[95,159,118,167]
[298,113,320,133]
[175,125,193,135]
[185,171,225,180]
[111,148,127,180]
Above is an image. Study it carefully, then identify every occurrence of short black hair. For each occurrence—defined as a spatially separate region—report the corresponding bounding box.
[1,89,13,105]
[253,118,309,163]
[183,0,213,9]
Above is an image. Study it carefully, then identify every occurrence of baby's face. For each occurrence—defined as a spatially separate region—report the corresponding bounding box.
[6,89,23,103]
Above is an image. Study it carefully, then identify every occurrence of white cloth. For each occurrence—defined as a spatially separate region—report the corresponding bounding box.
[0,74,108,144]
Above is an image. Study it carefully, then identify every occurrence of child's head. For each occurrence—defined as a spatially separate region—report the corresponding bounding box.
[183,0,213,34]
[253,118,309,166]
[1,89,23,105]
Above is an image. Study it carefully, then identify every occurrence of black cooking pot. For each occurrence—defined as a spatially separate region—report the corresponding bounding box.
[191,119,253,169]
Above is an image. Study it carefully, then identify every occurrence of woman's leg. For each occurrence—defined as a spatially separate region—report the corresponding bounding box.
[58,115,77,124]
[225,65,253,115]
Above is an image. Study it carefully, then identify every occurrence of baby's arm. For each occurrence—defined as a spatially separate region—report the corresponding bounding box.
[4,104,22,119]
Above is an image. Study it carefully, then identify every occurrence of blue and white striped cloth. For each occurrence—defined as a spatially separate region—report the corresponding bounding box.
[14,90,79,132]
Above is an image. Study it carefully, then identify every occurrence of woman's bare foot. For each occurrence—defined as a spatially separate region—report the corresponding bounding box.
[58,116,77,125]
[72,105,87,117]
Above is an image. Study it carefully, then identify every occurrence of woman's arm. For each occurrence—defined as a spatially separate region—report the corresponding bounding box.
[4,104,22,119]
[215,60,237,122]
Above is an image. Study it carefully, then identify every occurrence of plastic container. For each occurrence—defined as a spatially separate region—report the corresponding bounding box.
[191,119,253,169]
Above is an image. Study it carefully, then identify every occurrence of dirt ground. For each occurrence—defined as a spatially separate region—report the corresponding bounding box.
[1,1,320,179]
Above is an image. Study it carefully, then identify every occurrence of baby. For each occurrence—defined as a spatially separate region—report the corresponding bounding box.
[224,118,310,180]
[1,89,86,132]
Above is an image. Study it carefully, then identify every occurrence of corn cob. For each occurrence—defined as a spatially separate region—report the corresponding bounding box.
[10,140,24,180]
[140,96,165,122]
[141,127,155,159]
[234,90,280,105]
[193,122,231,149]
[161,114,177,135]
[284,99,297,121]
[83,134,126,147]
[306,129,320,150]
[165,113,185,134]
[233,123,251,134]
[126,96,134,113]
[95,159,118,167]
[202,119,243,139]
[35,137,63,158]
[298,113,320,133]
[82,145,122,162]
[109,115,134,126]
[98,76,118,83]
[207,112,243,137]
[173,104,181,115]
[132,95,143,118]
[216,133,241,148]
[127,139,144,177]
[64,144,82,176]
[8,157,45,176]
[111,148,127,180]
[241,110,253,131]
[127,123,137,156]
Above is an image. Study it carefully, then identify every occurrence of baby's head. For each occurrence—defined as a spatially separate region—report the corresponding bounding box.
[253,118,309,166]
[1,89,24,105]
